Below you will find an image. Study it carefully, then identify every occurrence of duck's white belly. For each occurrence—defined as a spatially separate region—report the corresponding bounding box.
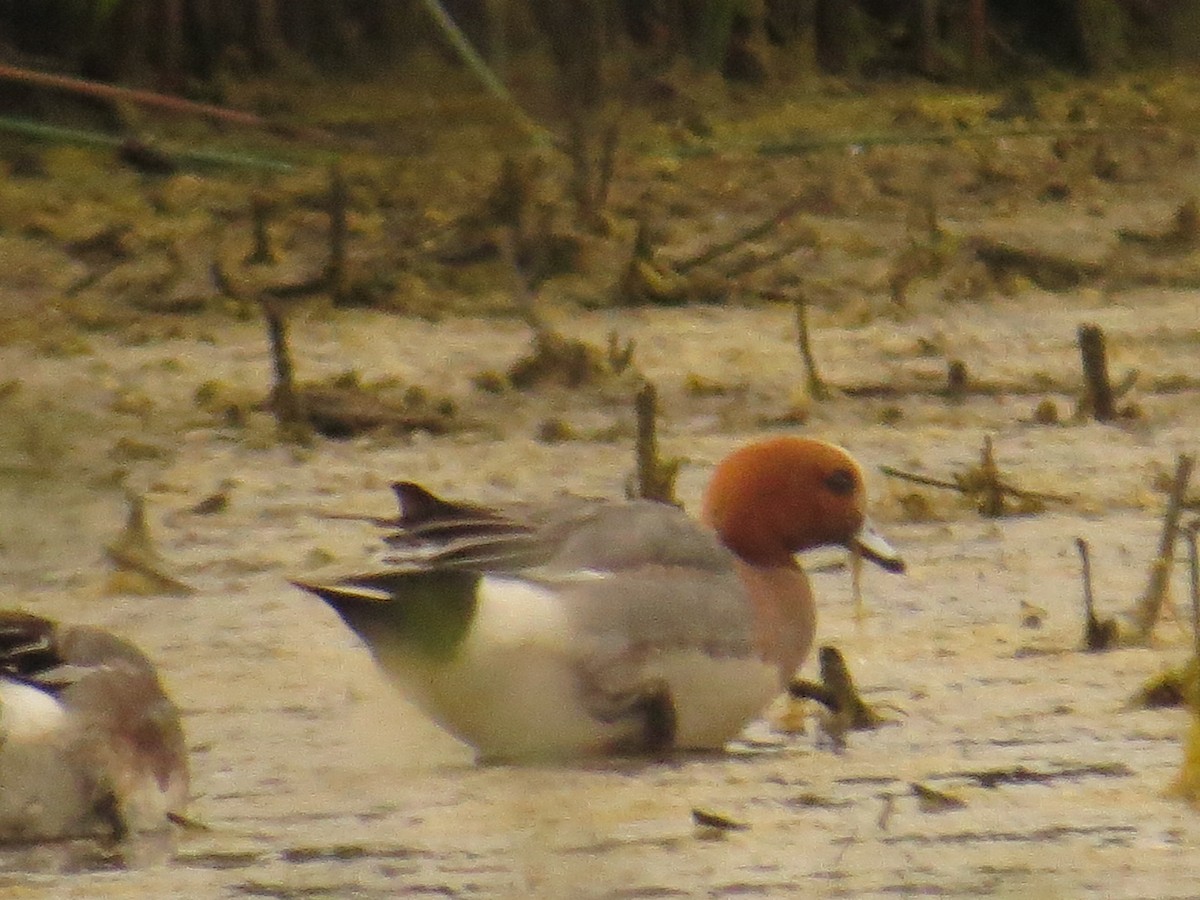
[0,680,91,840]
[0,679,67,743]
[373,580,781,760]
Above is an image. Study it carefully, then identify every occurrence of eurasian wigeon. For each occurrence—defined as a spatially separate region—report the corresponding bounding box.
[0,611,189,842]
[295,436,903,761]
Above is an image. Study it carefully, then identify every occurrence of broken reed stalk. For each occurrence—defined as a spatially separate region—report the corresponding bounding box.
[567,112,596,229]
[1078,323,1116,421]
[606,330,635,374]
[1076,537,1118,651]
[105,492,196,596]
[414,0,546,141]
[721,232,818,280]
[499,229,550,337]
[595,121,619,216]
[1187,519,1200,660]
[946,359,968,403]
[246,190,275,265]
[794,294,830,401]
[0,62,331,142]
[1077,536,1097,630]
[978,435,1005,517]
[633,381,679,505]
[788,646,888,750]
[260,296,310,441]
[878,464,1073,505]
[326,162,349,304]
[1128,453,1196,643]
[880,467,961,492]
[674,195,809,275]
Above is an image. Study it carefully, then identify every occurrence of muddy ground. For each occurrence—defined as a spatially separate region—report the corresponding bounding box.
[2,65,1200,897]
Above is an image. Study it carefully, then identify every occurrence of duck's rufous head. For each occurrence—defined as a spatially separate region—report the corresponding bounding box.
[702,437,904,572]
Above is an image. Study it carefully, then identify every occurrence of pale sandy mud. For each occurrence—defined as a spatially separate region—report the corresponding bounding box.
[1,292,1199,899]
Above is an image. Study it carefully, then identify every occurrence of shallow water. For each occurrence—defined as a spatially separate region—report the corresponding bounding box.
[3,299,1200,898]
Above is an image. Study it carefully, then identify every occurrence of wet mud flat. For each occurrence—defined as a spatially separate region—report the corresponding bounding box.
[2,294,1200,898]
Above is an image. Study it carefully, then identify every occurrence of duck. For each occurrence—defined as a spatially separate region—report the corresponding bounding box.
[294,436,904,761]
[0,610,190,842]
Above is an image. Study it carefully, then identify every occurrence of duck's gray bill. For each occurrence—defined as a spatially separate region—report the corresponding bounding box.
[853,521,905,574]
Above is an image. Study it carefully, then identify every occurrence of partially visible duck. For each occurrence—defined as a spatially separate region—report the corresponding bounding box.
[295,436,904,761]
[0,611,189,842]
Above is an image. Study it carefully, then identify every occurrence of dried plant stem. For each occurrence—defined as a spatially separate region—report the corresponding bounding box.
[260,297,309,442]
[500,229,550,338]
[633,382,679,505]
[1077,537,1096,625]
[413,0,545,140]
[788,646,887,730]
[1186,519,1200,660]
[675,196,809,275]
[1128,454,1195,643]
[246,191,275,265]
[878,465,1072,504]
[106,492,195,596]
[0,62,330,141]
[1078,323,1116,422]
[595,121,619,217]
[326,163,349,304]
[946,359,968,403]
[978,435,1005,517]
[879,468,963,492]
[1076,537,1118,651]
[794,295,830,401]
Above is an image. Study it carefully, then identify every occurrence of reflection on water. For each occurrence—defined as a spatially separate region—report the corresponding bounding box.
[0,829,176,876]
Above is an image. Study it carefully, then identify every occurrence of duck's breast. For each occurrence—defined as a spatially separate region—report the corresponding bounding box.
[0,680,91,841]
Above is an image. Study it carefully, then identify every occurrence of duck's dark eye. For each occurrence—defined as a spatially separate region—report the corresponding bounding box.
[824,468,857,496]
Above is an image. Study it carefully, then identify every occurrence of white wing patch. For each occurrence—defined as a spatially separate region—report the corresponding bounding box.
[465,576,575,648]
[0,680,67,744]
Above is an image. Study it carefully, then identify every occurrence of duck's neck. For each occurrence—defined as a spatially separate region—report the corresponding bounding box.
[731,559,816,686]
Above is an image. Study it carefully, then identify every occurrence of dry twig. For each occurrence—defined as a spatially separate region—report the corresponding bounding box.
[630,381,680,505]
[1078,323,1116,422]
[794,294,830,401]
[879,436,1073,513]
[1187,519,1200,659]
[789,646,892,744]
[1076,537,1119,651]
[245,190,276,265]
[260,297,310,443]
[326,162,350,305]
[105,493,195,596]
[674,195,810,275]
[1127,453,1195,643]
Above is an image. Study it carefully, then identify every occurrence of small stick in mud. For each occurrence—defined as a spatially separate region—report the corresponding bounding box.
[326,161,349,305]
[977,435,1005,517]
[788,646,891,743]
[1127,453,1196,643]
[631,381,680,505]
[911,782,968,814]
[606,329,635,374]
[500,228,550,337]
[1076,537,1119,651]
[1186,519,1200,659]
[1078,323,1116,422]
[105,492,195,596]
[594,121,619,217]
[245,189,276,265]
[945,359,968,404]
[674,195,809,275]
[1168,518,1200,804]
[259,296,311,443]
[880,438,1074,513]
[794,293,830,401]
[692,808,748,835]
